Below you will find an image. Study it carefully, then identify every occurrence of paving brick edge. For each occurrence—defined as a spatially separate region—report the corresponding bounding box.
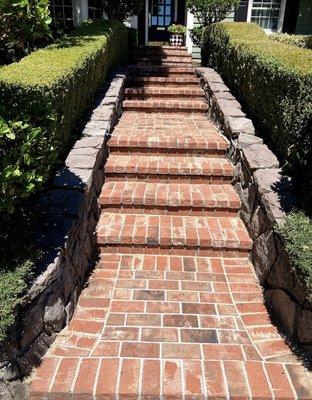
[0,67,129,400]
[196,67,312,353]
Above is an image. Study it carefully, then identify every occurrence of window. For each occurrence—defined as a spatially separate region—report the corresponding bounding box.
[88,0,105,19]
[250,0,282,31]
[50,0,74,28]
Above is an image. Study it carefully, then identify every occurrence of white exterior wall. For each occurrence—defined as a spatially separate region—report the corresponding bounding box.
[72,0,88,25]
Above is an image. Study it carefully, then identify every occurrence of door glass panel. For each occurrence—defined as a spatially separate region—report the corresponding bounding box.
[165,16,171,25]
[158,16,164,25]
[152,16,158,25]
[158,5,164,15]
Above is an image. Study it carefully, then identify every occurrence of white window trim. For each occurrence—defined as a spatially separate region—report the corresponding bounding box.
[246,0,287,33]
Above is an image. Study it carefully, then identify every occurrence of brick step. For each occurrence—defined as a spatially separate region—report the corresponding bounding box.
[125,86,204,100]
[134,46,188,57]
[127,76,199,87]
[99,182,241,216]
[104,154,234,183]
[123,99,207,113]
[109,126,228,156]
[134,57,193,65]
[96,212,252,256]
[129,65,195,77]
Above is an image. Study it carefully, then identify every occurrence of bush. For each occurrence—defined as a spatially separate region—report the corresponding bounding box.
[0,0,52,65]
[278,212,312,300]
[0,20,128,213]
[187,0,239,46]
[202,22,312,213]
[271,33,312,50]
[102,0,144,22]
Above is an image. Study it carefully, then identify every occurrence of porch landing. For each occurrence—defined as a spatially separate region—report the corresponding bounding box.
[29,47,312,399]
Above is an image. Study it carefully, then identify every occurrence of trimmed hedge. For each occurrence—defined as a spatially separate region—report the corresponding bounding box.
[202,23,312,210]
[271,33,312,50]
[0,20,128,212]
[278,212,312,300]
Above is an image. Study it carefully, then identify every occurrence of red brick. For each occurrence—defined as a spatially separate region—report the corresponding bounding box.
[245,361,272,399]
[141,360,161,398]
[183,361,205,398]
[121,342,160,358]
[266,363,296,399]
[118,358,140,398]
[72,358,99,399]
[203,360,227,399]
[91,341,120,356]
[223,361,250,399]
[50,358,79,399]
[162,343,201,359]
[29,357,59,397]
[163,360,183,399]
[203,344,244,361]
[142,328,178,342]
[102,327,139,341]
[96,358,119,399]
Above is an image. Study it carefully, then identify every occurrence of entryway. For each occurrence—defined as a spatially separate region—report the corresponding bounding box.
[138,0,186,45]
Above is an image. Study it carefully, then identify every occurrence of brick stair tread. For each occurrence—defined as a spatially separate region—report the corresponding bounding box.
[123,99,207,111]
[97,212,252,251]
[128,76,199,85]
[125,87,203,97]
[30,252,312,399]
[99,182,241,212]
[129,65,195,76]
[109,124,227,153]
[104,154,234,178]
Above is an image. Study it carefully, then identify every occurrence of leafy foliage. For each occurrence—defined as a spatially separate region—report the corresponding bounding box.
[187,0,239,25]
[0,0,52,64]
[0,20,128,214]
[202,22,312,214]
[271,33,312,50]
[102,0,144,22]
[277,212,312,299]
[0,117,56,213]
[168,24,187,34]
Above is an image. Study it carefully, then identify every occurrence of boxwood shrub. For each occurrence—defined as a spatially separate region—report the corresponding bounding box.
[271,33,312,50]
[0,19,128,213]
[202,22,312,211]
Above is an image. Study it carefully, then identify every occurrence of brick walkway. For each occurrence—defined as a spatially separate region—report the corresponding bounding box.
[29,47,312,399]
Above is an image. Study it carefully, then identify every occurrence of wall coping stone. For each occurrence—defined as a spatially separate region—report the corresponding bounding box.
[196,66,312,353]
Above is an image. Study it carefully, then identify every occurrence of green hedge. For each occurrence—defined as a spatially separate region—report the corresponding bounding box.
[271,33,312,49]
[0,20,128,212]
[278,212,312,300]
[202,22,312,210]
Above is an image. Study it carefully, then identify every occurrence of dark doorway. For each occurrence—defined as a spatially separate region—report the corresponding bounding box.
[234,0,249,22]
[149,0,175,42]
[283,0,300,33]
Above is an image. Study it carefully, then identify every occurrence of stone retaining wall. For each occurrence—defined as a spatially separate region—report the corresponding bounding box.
[0,68,128,400]
[196,67,312,355]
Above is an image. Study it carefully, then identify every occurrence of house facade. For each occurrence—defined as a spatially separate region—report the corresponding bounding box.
[50,0,312,55]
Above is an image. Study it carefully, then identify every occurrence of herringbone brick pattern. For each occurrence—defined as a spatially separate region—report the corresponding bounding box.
[29,46,312,399]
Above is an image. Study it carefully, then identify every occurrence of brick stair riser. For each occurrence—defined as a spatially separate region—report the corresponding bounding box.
[129,67,195,77]
[127,77,200,87]
[123,103,207,113]
[109,147,227,158]
[134,56,192,63]
[98,245,250,258]
[125,92,203,101]
[101,205,239,217]
[105,174,233,184]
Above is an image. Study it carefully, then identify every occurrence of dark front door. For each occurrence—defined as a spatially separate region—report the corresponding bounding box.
[149,0,175,42]
[234,0,249,22]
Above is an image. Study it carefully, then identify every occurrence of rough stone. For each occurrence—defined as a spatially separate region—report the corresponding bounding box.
[236,133,263,149]
[224,116,255,137]
[215,98,246,118]
[73,136,103,149]
[66,152,97,170]
[250,204,271,240]
[267,251,294,291]
[252,230,277,283]
[265,289,296,335]
[298,309,312,344]
[253,168,293,195]
[243,144,279,172]
[53,167,93,190]
[44,296,66,332]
